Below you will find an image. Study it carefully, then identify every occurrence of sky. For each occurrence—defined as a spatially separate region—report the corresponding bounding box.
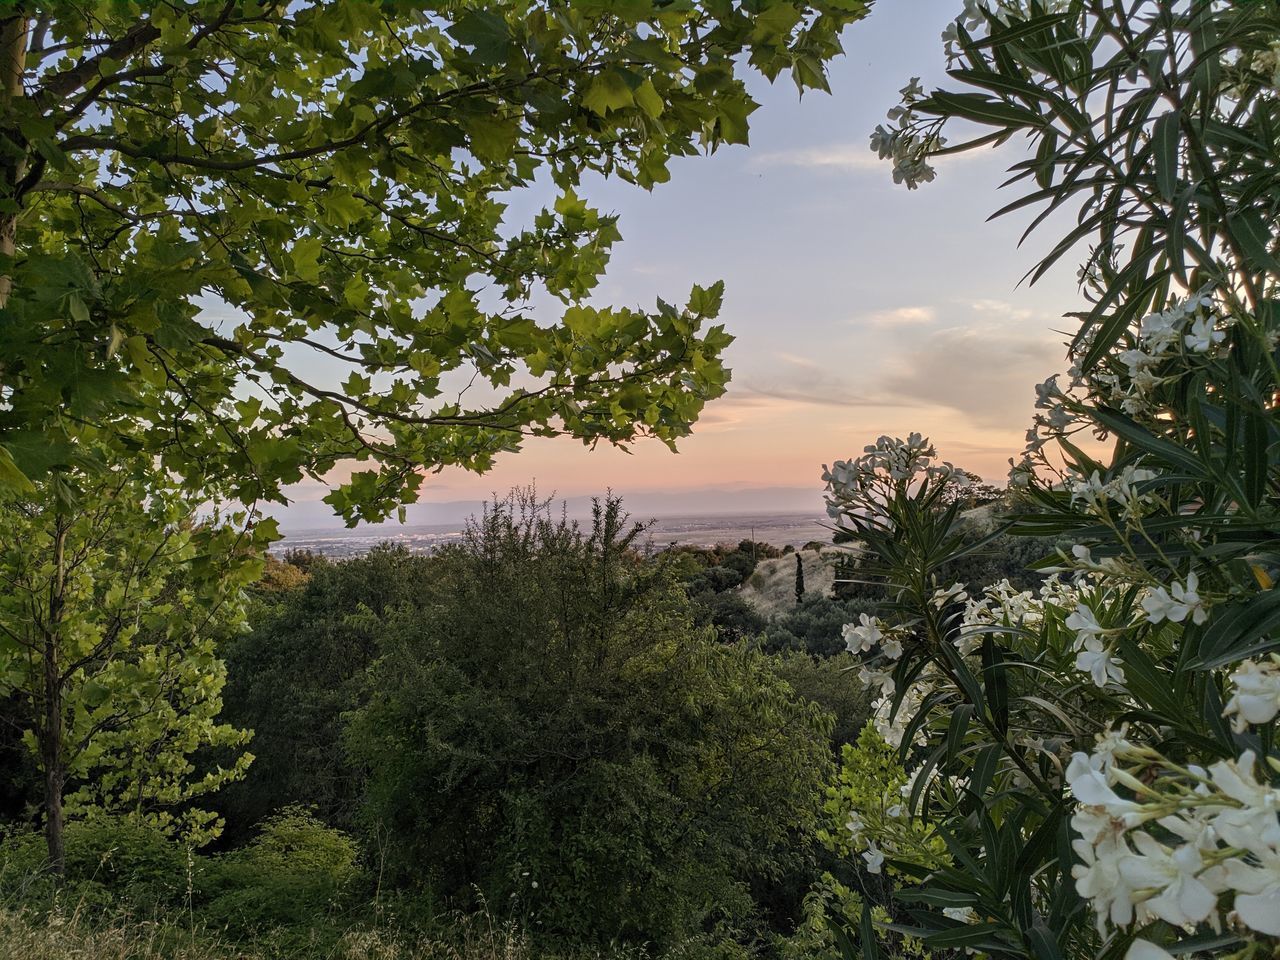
[272,0,1089,531]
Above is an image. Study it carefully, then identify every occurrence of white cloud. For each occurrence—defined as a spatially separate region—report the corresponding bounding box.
[739,353,921,410]
[749,144,883,173]
[740,324,1064,433]
[879,325,1063,429]
[966,298,1036,322]
[859,306,936,327]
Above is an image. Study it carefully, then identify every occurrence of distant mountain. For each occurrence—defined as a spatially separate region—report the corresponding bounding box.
[265,484,826,534]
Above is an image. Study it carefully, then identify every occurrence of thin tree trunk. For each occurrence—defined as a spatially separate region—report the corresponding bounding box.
[40,652,64,875]
[41,516,67,876]
[0,13,29,309]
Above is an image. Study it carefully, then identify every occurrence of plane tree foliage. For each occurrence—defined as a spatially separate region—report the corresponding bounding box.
[0,0,868,523]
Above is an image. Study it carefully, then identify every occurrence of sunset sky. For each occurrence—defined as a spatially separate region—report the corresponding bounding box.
[272,0,1087,531]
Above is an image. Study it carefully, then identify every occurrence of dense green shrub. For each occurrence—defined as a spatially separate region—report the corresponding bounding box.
[346,494,833,948]
[199,808,360,936]
[761,596,876,657]
[690,590,768,643]
[217,545,437,839]
[767,653,871,752]
[0,817,189,912]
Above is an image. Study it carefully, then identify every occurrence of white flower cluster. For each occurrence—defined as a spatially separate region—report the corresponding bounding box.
[824,433,967,526]
[1246,41,1280,94]
[1064,601,1126,688]
[955,576,1079,656]
[845,760,954,874]
[843,613,904,660]
[859,579,1090,748]
[1067,465,1160,520]
[1022,292,1229,469]
[1141,572,1208,626]
[869,79,944,189]
[869,672,938,748]
[1061,571,1210,688]
[1068,731,1280,944]
[1081,291,1227,417]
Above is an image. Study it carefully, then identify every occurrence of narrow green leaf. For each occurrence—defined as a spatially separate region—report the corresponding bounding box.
[1153,111,1179,201]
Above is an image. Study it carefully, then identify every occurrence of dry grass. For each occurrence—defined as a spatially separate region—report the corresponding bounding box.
[0,908,543,960]
[738,549,839,617]
[0,907,661,960]
[0,909,228,960]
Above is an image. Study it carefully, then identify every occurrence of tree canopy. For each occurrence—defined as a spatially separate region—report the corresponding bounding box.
[0,1,868,522]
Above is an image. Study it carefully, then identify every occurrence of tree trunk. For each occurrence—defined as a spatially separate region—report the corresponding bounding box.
[0,14,28,309]
[40,655,64,876]
[41,517,67,876]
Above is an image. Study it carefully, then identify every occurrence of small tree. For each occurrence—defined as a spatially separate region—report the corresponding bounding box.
[0,468,260,873]
[796,552,807,604]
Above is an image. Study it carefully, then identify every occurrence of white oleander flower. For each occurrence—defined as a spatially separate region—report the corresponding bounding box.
[1219,849,1280,935]
[932,582,968,607]
[1072,834,1137,930]
[843,614,884,653]
[863,842,885,874]
[1066,753,1143,818]
[1141,573,1207,624]
[846,811,865,842]
[1205,752,1280,853]
[1184,315,1226,352]
[1076,643,1126,688]
[1092,724,1135,768]
[1223,657,1280,731]
[1065,603,1106,643]
[859,665,896,697]
[1118,832,1217,928]
[1034,375,1063,409]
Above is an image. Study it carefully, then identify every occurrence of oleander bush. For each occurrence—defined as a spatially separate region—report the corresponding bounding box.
[819,1,1280,957]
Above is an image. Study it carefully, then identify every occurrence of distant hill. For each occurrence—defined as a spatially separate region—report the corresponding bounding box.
[738,547,845,618]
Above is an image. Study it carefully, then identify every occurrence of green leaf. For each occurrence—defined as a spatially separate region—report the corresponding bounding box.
[752,3,802,43]
[634,79,664,119]
[859,901,880,960]
[925,90,1044,129]
[1025,922,1064,960]
[447,10,510,65]
[1153,111,1180,201]
[1232,210,1280,277]
[68,293,90,324]
[583,70,635,116]
[1090,407,1207,478]
[1192,588,1280,669]
[291,236,323,282]
[0,445,35,494]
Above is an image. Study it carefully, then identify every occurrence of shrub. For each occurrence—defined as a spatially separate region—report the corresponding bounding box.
[0,817,189,913]
[346,493,833,948]
[815,1,1280,955]
[689,590,768,643]
[198,808,360,936]
[217,545,437,839]
[767,653,871,751]
[761,596,876,657]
